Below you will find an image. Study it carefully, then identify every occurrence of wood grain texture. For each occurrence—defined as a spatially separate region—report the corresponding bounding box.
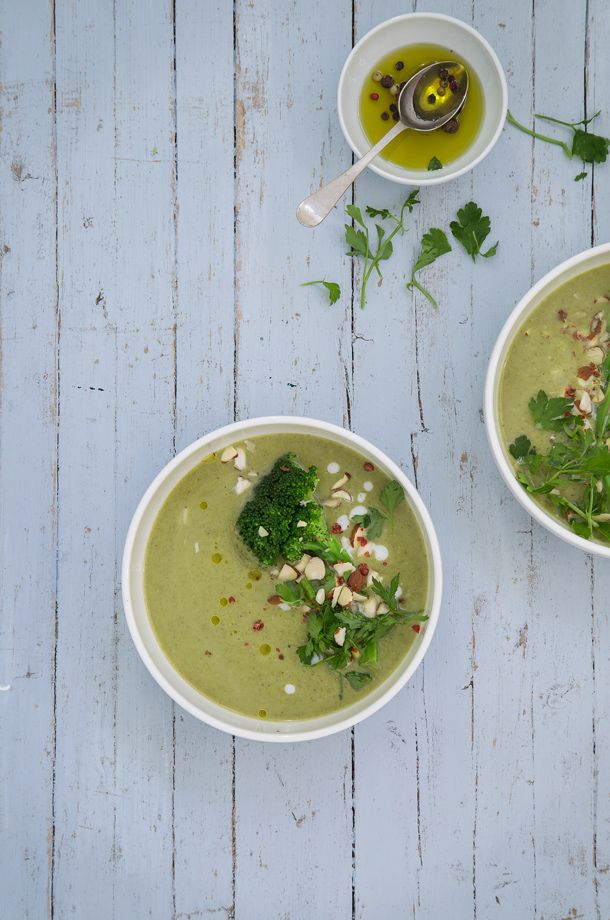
[1,1,610,918]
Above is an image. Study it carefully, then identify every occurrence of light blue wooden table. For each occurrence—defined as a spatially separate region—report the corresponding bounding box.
[1,1,609,917]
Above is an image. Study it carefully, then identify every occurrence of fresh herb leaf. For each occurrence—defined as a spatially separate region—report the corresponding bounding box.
[406,227,452,309]
[275,581,306,606]
[351,506,387,540]
[574,171,588,182]
[344,671,373,691]
[301,279,341,305]
[528,390,572,430]
[346,192,420,309]
[509,434,535,460]
[301,536,351,564]
[427,156,443,171]
[449,201,498,261]
[507,109,610,168]
[379,480,405,517]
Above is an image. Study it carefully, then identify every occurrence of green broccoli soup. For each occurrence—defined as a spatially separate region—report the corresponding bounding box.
[499,263,610,545]
[144,433,431,721]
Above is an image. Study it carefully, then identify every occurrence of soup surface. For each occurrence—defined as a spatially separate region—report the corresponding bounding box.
[144,433,430,720]
[359,43,484,171]
[499,263,610,544]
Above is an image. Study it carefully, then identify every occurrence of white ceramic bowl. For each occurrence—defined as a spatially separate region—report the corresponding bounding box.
[122,416,442,742]
[337,12,507,186]
[485,243,610,559]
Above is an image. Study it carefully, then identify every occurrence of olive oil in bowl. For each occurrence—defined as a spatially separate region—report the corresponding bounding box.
[359,43,484,171]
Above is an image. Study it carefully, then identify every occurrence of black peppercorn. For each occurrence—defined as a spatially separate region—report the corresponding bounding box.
[380,74,394,89]
[381,111,390,121]
[442,117,459,134]
[395,61,404,71]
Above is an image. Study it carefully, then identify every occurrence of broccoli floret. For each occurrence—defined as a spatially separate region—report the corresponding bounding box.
[236,453,328,566]
[283,501,329,562]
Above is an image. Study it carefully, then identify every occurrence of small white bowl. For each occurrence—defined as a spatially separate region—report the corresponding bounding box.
[485,243,610,559]
[122,416,442,742]
[337,12,507,186]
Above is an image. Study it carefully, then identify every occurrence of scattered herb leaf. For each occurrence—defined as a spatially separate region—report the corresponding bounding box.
[574,171,588,182]
[509,434,535,460]
[407,228,452,309]
[345,191,420,309]
[507,109,610,172]
[528,390,572,430]
[427,156,443,171]
[301,279,341,305]
[449,201,498,261]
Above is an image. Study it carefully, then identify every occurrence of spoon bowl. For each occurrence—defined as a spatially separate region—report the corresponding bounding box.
[297,60,468,227]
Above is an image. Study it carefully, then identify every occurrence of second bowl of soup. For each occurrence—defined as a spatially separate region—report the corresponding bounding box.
[486,243,610,558]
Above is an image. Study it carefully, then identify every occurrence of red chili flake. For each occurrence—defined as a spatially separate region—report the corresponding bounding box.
[589,316,604,339]
[331,522,342,535]
[275,647,280,652]
[573,330,585,341]
[358,563,369,576]
[577,363,598,380]
[267,594,282,605]
[363,461,375,472]
[337,575,344,585]
[357,536,367,546]
[243,641,249,647]
[557,309,568,322]
[411,624,421,634]
[564,385,576,398]
[203,649,212,656]
[228,595,236,604]
[278,654,285,660]
[252,619,264,631]
[382,561,388,566]
[364,551,371,557]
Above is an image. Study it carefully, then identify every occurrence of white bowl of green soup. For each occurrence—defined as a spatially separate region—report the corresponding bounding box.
[337,13,507,185]
[122,417,442,741]
[486,244,610,558]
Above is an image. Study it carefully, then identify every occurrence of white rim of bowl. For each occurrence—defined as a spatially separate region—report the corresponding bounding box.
[122,415,443,742]
[337,12,508,186]
[485,242,610,559]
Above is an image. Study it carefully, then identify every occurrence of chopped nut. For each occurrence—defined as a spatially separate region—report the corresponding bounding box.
[234,448,247,470]
[362,596,378,618]
[332,489,353,502]
[257,525,269,537]
[315,588,325,604]
[331,473,350,490]
[334,626,346,647]
[221,445,239,463]
[350,525,366,548]
[294,554,311,574]
[323,497,341,508]
[586,346,605,365]
[337,586,353,607]
[234,476,251,495]
[333,561,355,576]
[278,563,299,582]
[347,569,366,592]
[296,520,308,528]
[303,556,326,581]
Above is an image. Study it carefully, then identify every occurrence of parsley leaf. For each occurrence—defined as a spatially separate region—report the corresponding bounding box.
[449,201,498,261]
[406,227,452,309]
[346,192,420,309]
[379,480,405,516]
[509,434,535,460]
[507,109,610,169]
[528,390,572,430]
[427,156,443,171]
[344,671,373,691]
[301,279,341,305]
[301,536,351,564]
[351,506,387,540]
[574,171,588,182]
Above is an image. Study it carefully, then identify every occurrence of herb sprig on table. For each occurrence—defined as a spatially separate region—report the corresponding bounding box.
[301,279,341,305]
[509,353,610,542]
[407,227,452,308]
[345,191,420,309]
[507,109,610,180]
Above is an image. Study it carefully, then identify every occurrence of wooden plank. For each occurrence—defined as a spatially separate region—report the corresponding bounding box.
[51,0,176,915]
[0,2,57,917]
[172,1,236,915]
[232,2,354,918]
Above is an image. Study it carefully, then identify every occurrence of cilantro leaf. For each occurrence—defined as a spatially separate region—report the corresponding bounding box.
[509,435,535,460]
[507,109,610,169]
[406,227,452,309]
[301,280,341,306]
[528,390,573,430]
[449,201,498,261]
[427,156,443,171]
[351,506,387,540]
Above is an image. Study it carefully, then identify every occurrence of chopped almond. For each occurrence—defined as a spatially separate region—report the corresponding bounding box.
[221,445,239,463]
[332,488,352,502]
[334,626,346,647]
[337,586,353,607]
[303,556,326,581]
[331,473,350,490]
[294,554,311,574]
[234,448,247,470]
[257,525,269,537]
[278,563,299,582]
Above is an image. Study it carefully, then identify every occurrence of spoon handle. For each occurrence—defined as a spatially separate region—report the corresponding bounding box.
[296,121,407,228]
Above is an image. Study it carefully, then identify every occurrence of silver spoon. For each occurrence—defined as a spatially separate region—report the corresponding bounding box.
[296,60,469,228]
